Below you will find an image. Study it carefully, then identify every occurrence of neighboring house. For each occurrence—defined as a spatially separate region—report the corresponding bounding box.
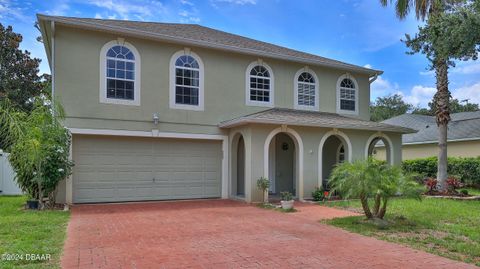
[374,111,480,160]
[0,150,22,195]
[37,15,414,204]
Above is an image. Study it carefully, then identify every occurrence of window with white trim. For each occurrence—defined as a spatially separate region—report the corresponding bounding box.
[169,50,204,111]
[338,77,357,113]
[106,45,135,100]
[249,65,271,102]
[297,72,315,106]
[174,55,200,106]
[100,40,140,106]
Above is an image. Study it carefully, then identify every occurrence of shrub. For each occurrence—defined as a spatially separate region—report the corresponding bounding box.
[280,191,293,201]
[312,187,325,201]
[402,156,480,186]
[425,178,438,193]
[446,177,462,191]
[5,101,73,208]
[329,158,423,220]
[460,189,469,195]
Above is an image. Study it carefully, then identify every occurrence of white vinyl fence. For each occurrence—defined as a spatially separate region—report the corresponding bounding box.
[0,150,22,195]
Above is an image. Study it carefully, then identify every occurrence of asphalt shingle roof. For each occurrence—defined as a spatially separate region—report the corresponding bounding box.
[37,14,381,75]
[382,111,480,144]
[219,108,416,133]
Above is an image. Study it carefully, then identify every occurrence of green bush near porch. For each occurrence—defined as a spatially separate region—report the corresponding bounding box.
[320,198,480,266]
[0,196,70,269]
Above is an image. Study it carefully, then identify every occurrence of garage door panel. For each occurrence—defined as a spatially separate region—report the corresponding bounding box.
[73,135,222,203]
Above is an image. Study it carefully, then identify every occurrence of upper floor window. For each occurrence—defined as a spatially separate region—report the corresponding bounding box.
[100,40,140,106]
[169,50,204,111]
[246,61,274,107]
[294,68,319,111]
[336,74,358,115]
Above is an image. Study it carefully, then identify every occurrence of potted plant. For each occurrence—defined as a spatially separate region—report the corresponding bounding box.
[26,194,39,210]
[280,191,294,209]
[256,177,270,203]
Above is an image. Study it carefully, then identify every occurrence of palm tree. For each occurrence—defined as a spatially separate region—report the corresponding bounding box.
[380,0,459,191]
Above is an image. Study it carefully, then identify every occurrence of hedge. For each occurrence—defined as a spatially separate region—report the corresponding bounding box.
[402,156,480,186]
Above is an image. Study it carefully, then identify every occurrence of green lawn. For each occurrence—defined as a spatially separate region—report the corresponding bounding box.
[320,198,480,266]
[0,196,70,269]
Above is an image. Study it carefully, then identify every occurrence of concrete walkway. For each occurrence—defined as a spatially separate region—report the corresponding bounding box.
[61,199,477,269]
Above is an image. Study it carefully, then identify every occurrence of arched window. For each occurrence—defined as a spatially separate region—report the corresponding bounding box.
[294,68,319,110]
[337,144,345,163]
[336,74,358,114]
[100,40,140,106]
[246,61,274,107]
[169,50,204,110]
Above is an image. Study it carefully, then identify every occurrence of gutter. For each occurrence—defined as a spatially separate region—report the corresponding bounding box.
[36,14,383,76]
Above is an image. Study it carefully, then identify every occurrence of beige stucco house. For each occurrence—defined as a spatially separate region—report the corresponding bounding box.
[375,112,480,160]
[37,14,414,204]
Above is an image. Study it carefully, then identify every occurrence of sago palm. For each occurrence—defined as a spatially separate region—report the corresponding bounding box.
[380,0,462,190]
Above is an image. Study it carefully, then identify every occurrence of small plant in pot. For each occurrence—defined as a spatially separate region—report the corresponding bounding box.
[280,191,294,210]
[26,194,39,210]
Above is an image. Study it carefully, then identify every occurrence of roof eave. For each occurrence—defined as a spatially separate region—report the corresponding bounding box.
[36,14,383,76]
[219,119,416,134]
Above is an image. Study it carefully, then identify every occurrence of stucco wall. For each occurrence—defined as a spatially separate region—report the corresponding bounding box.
[54,25,372,135]
[375,140,480,160]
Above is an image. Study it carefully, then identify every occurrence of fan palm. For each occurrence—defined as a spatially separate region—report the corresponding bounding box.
[380,0,462,190]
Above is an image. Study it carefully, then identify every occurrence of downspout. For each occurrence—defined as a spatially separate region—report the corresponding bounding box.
[369,73,378,84]
[51,21,55,115]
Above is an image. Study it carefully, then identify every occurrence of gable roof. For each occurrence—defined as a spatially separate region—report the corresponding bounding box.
[36,14,382,76]
[382,111,480,144]
[219,108,416,133]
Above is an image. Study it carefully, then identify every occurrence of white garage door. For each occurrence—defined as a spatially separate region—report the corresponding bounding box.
[73,135,222,203]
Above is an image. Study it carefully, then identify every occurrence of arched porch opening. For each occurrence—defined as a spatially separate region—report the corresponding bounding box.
[365,133,394,165]
[318,130,352,190]
[230,132,246,198]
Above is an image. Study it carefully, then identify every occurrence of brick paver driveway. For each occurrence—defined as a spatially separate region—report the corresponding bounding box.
[62,199,476,269]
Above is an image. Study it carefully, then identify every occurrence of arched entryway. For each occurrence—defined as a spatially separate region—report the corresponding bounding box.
[231,133,246,197]
[365,133,394,165]
[264,127,304,200]
[318,130,352,189]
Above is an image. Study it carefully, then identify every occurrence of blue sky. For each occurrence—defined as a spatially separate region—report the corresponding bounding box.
[1,0,479,108]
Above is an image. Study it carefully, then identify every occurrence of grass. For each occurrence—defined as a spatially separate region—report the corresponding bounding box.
[0,196,70,269]
[459,187,480,196]
[320,197,480,266]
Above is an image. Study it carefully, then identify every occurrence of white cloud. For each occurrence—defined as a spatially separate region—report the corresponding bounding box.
[363,64,372,69]
[211,0,256,5]
[370,76,400,100]
[45,2,70,16]
[85,0,165,20]
[451,61,480,75]
[402,85,436,108]
[0,0,28,21]
[451,82,480,104]
[180,0,194,6]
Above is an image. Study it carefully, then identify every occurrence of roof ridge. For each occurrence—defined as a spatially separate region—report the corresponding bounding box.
[37,14,382,75]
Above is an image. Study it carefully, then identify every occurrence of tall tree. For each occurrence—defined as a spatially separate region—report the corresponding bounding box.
[370,94,413,121]
[412,98,479,115]
[0,23,44,111]
[380,0,480,190]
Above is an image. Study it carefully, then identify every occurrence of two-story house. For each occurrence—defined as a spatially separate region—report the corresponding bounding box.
[37,15,414,204]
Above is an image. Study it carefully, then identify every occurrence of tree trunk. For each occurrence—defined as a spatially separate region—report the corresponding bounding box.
[360,193,373,219]
[434,59,450,191]
[372,193,381,215]
[377,197,388,219]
